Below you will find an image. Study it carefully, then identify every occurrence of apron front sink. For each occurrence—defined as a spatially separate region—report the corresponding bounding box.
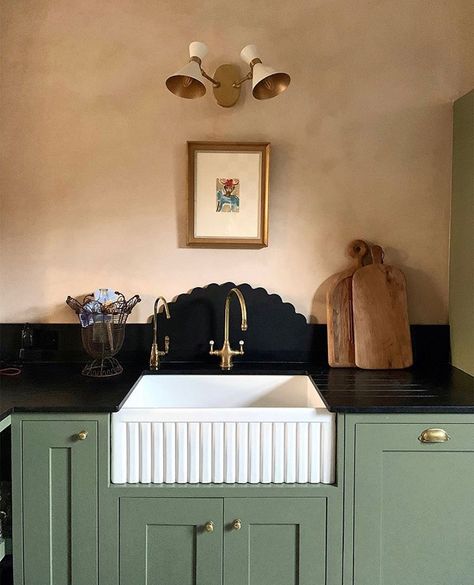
[111,374,335,484]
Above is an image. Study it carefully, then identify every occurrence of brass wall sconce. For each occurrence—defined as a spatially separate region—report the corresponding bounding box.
[166,42,290,108]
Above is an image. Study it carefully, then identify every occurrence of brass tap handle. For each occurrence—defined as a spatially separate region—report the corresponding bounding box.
[418,428,450,443]
[209,340,217,355]
[204,521,214,533]
[77,430,88,441]
[232,519,242,531]
[238,340,244,355]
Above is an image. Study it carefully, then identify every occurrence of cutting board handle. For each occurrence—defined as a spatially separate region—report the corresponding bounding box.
[370,244,384,264]
[347,239,369,268]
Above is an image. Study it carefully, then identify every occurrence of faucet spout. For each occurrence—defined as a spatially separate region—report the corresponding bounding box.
[224,287,248,341]
[150,296,171,370]
[210,287,248,370]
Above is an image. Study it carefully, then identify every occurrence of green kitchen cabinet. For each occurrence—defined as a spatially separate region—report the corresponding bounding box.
[344,415,474,585]
[13,410,474,585]
[0,416,11,564]
[118,496,328,585]
[224,498,327,585]
[119,497,223,585]
[12,415,101,585]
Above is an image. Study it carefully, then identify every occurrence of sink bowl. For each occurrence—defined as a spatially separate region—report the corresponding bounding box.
[111,374,335,485]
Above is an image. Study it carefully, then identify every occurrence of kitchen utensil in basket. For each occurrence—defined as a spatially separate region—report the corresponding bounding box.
[66,290,141,377]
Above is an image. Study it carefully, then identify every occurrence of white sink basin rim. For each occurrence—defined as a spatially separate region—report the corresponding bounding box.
[119,374,329,418]
[111,374,335,485]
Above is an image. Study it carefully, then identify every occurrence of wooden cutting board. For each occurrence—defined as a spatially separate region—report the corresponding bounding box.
[326,240,369,367]
[352,245,413,369]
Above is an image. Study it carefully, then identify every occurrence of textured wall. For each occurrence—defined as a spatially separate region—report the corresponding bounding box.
[1,0,473,323]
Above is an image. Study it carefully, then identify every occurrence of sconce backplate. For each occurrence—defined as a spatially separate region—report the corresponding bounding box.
[212,64,241,107]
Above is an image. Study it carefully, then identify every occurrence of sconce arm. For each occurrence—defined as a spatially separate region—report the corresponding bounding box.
[233,71,252,88]
[200,67,221,87]
[233,58,262,88]
[188,56,220,87]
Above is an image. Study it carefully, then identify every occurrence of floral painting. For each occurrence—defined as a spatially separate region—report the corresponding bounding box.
[216,178,240,212]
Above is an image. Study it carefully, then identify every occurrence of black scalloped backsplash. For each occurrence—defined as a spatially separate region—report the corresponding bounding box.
[0,283,449,366]
[157,282,320,362]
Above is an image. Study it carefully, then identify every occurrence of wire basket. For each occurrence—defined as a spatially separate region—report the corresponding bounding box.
[66,290,141,377]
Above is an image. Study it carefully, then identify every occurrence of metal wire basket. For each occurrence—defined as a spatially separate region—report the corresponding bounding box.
[66,291,141,377]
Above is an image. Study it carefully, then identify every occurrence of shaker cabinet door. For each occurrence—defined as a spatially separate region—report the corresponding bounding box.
[119,498,223,585]
[21,420,98,585]
[224,498,327,585]
[351,422,474,585]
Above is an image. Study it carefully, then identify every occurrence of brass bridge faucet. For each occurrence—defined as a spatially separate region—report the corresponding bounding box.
[149,296,171,370]
[209,287,248,370]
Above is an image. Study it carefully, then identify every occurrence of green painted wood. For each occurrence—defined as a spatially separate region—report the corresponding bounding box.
[350,419,474,585]
[224,498,327,585]
[22,419,98,585]
[0,416,11,565]
[450,90,474,375]
[11,416,24,584]
[119,498,223,585]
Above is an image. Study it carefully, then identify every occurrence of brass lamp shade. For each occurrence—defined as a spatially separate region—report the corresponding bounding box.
[166,60,206,99]
[251,63,291,100]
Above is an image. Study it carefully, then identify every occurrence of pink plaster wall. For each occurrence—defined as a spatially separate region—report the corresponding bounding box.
[1,0,473,323]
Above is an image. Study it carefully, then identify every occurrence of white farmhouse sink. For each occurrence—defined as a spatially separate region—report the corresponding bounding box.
[111,374,335,485]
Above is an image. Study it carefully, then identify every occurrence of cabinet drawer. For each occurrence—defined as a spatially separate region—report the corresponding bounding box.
[355,421,474,450]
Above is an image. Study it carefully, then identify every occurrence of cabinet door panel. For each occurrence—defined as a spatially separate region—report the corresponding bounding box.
[353,423,474,585]
[22,420,98,585]
[224,498,327,585]
[120,498,223,585]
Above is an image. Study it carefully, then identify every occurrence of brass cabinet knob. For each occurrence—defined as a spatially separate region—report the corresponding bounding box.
[204,521,214,533]
[418,428,450,443]
[232,519,242,531]
[77,430,88,441]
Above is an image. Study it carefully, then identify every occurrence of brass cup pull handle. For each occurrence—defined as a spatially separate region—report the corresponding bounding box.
[204,521,214,533]
[232,519,242,531]
[77,430,88,441]
[418,428,450,443]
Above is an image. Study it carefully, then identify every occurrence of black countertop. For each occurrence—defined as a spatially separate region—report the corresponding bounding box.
[1,361,473,422]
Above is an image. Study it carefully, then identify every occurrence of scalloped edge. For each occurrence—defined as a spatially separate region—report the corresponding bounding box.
[161,282,308,326]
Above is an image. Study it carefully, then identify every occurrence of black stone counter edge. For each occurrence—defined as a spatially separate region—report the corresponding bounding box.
[1,362,473,422]
[318,405,474,413]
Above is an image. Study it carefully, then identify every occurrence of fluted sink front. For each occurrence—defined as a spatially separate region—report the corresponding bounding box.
[111,374,335,485]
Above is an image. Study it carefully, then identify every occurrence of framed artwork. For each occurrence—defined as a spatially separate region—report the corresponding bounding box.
[187,141,270,247]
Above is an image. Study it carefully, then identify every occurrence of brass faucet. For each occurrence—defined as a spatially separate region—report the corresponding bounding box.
[149,296,171,370]
[209,287,248,370]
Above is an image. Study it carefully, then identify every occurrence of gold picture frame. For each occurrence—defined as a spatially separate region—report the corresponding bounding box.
[187,141,270,248]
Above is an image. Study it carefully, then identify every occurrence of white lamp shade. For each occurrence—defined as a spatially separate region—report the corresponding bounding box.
[251,63,290,99]
[166,60,206,99]
[240,44,259,65]
[189,41,208,61]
